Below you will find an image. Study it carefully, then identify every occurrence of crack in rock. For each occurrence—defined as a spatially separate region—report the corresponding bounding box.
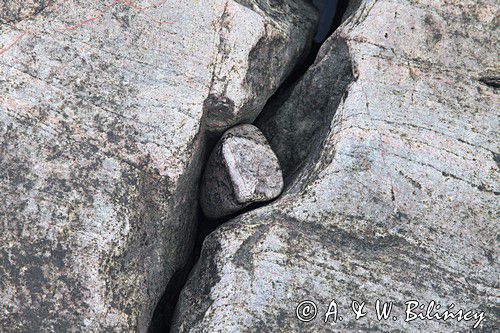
[169,0,499,331]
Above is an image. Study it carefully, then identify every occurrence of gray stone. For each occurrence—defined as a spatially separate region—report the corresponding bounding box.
[0,1,316,331]
[200,124,284,220]
[0,0,48,24]
[201,0,318,133]
[172,0,499,331]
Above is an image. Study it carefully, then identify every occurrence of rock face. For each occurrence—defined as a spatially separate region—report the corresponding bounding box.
[172,0,499,332]
[200,124,284,219]
[203,0,318,133]
[0,0,49,24]
[0,1,317,331]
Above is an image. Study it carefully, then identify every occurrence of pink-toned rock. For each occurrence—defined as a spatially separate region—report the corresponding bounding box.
[0,0,317,331]
[172,0,499,331]
[0,0,48,23]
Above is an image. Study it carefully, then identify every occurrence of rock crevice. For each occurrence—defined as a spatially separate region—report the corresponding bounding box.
[170,0,499,331]
[0,1,318,332]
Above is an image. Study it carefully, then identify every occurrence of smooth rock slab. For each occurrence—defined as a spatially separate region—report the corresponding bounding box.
[200,124,284,219]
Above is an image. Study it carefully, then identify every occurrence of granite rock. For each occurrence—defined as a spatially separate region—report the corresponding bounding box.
[0,0,49,24]
[202,0,318,132]
[0,0,316,331]
[200,124,284,219]
[172,0,499,331]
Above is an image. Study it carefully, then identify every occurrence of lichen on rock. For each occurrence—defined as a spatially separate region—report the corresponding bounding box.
[0,0,50,23]
[0,0,317,331]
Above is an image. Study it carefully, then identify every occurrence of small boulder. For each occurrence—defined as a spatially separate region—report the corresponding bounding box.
[200,124,284,219]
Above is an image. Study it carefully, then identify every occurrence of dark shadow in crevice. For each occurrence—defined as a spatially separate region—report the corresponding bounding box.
[278,0,351,92]
[479,76,500,89]
[148,210,220,333]
[255,0,355,187]
[148,2,353,331]
[147,264,191,333]
[148,133,220,333]
[148,186,258,332]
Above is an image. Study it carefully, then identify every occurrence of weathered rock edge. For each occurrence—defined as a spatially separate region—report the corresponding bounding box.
[203,0,318,133]
[0,1,317,331]
[171,0,499,331]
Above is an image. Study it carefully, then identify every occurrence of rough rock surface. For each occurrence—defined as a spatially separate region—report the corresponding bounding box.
[0,1,316,331]
[0,0,49,24]
[201,0,318,133]
[173,0,499,331]
[200,124,284,219]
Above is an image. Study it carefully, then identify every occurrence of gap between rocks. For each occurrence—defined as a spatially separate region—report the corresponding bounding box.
[148,2,350,331]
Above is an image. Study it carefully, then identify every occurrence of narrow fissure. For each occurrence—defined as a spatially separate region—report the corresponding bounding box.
[275,0,351,92]
[148,1,350,331]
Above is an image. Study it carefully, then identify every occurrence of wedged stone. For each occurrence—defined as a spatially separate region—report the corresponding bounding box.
[0,1,316,331]
[200,124,284,220]
[172,0,499,331]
